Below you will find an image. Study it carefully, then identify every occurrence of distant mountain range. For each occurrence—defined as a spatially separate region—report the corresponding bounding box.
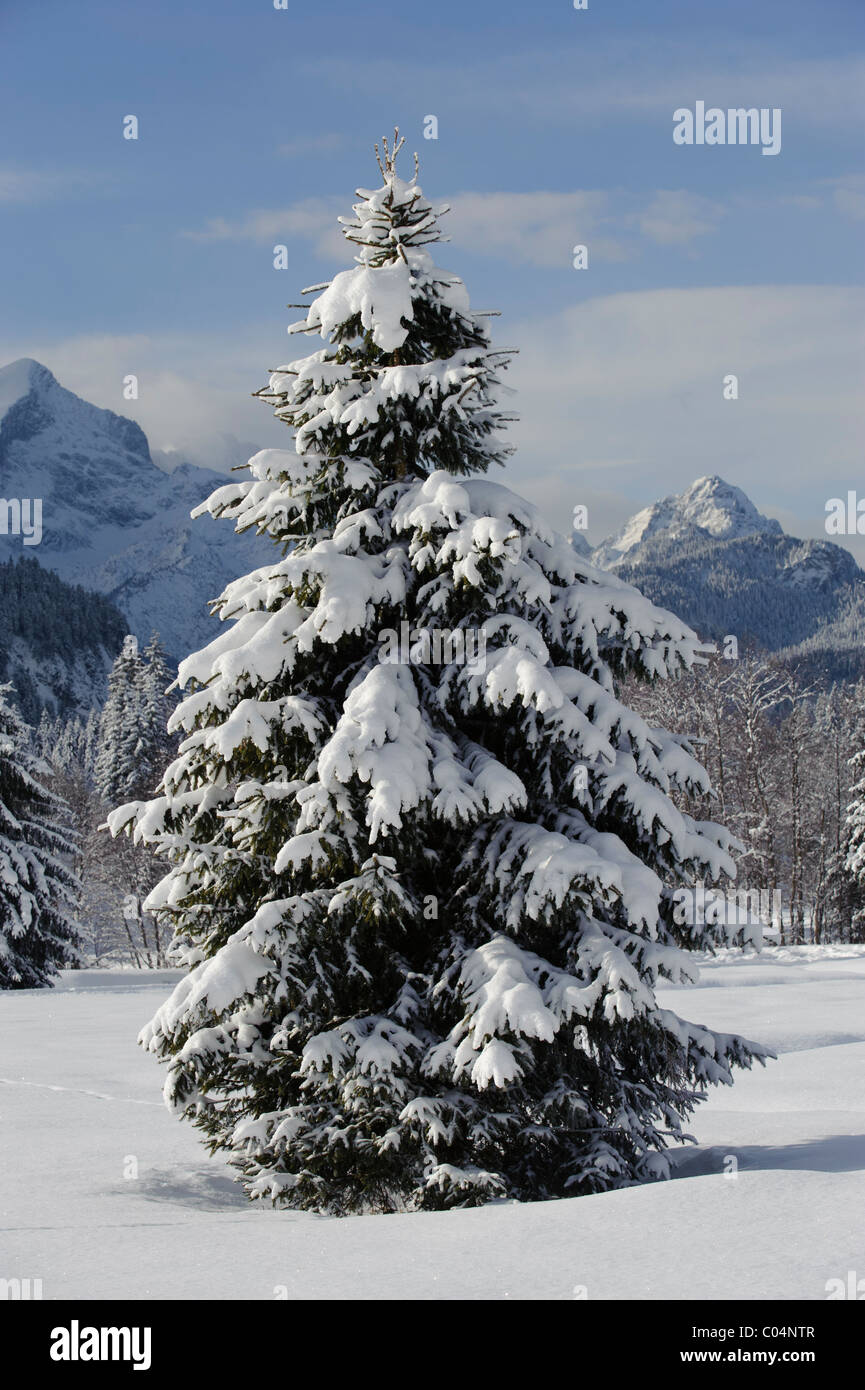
[587,476,865,683]
[1,360,862,717]
[0,359,270,665]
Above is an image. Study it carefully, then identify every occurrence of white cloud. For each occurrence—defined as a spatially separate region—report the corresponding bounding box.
[828,174,865,222]
[3,285,861,547]
[278,132,346,158]
[0,168,94,203]
[311,47,865,128]
[442,191,631,267]
[636,191,724,247]
[182,198,346,259]
[503,284,865,544]
[181,186,728,269]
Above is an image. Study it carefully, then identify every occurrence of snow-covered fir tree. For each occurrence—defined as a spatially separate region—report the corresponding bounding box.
[137,634,178,794]
[0,685,80,988]
[96,634,178,805]
[840,744,865,941]
[83,707,100,777]
[40,708,95,779]
[111,134,767,1212]
[95,635,146,804]
[29,638,178,969]
[37,708,56,757]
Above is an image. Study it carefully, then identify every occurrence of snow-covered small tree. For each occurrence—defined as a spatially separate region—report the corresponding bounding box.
[95,635,146,804]
[95,633,177,806]
[36,708,57,757]
[137,634,178,793]
[0,686,79,988]
[840,746,865,941]
[111,135,768,1212]
[45,634,175,967]
[83,708,100,778]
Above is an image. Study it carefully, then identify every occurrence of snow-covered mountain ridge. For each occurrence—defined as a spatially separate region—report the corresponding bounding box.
[0,359,270,662]
[593,475,785,570]
[589,476,865,680]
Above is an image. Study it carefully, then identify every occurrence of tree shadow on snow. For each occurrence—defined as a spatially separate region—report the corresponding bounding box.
[130,1166,249,1211]
[670,1134,865,1179]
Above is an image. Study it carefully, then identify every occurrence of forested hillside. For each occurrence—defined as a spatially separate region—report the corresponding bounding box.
[0,555,127,720]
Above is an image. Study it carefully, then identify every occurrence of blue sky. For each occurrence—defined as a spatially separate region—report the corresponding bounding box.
[2,0,863,546]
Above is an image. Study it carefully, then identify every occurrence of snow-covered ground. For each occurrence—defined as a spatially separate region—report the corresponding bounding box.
[2,947,864,1301]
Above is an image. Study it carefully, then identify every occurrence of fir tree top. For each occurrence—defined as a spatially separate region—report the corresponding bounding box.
[202,130,515,542]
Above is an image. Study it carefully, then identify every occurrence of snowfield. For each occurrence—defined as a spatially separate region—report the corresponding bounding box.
[1,946,864,1302]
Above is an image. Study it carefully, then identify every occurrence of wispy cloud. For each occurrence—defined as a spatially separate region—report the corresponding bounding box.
[181,198,346,258]
[506,284,865,544]
[0,167,95,204]
[442,191,632,267]
[826,174,865,222]
[181,186,729,268]
[635,191,725,248]
[278,132,347,159]
[309,46,865,128]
